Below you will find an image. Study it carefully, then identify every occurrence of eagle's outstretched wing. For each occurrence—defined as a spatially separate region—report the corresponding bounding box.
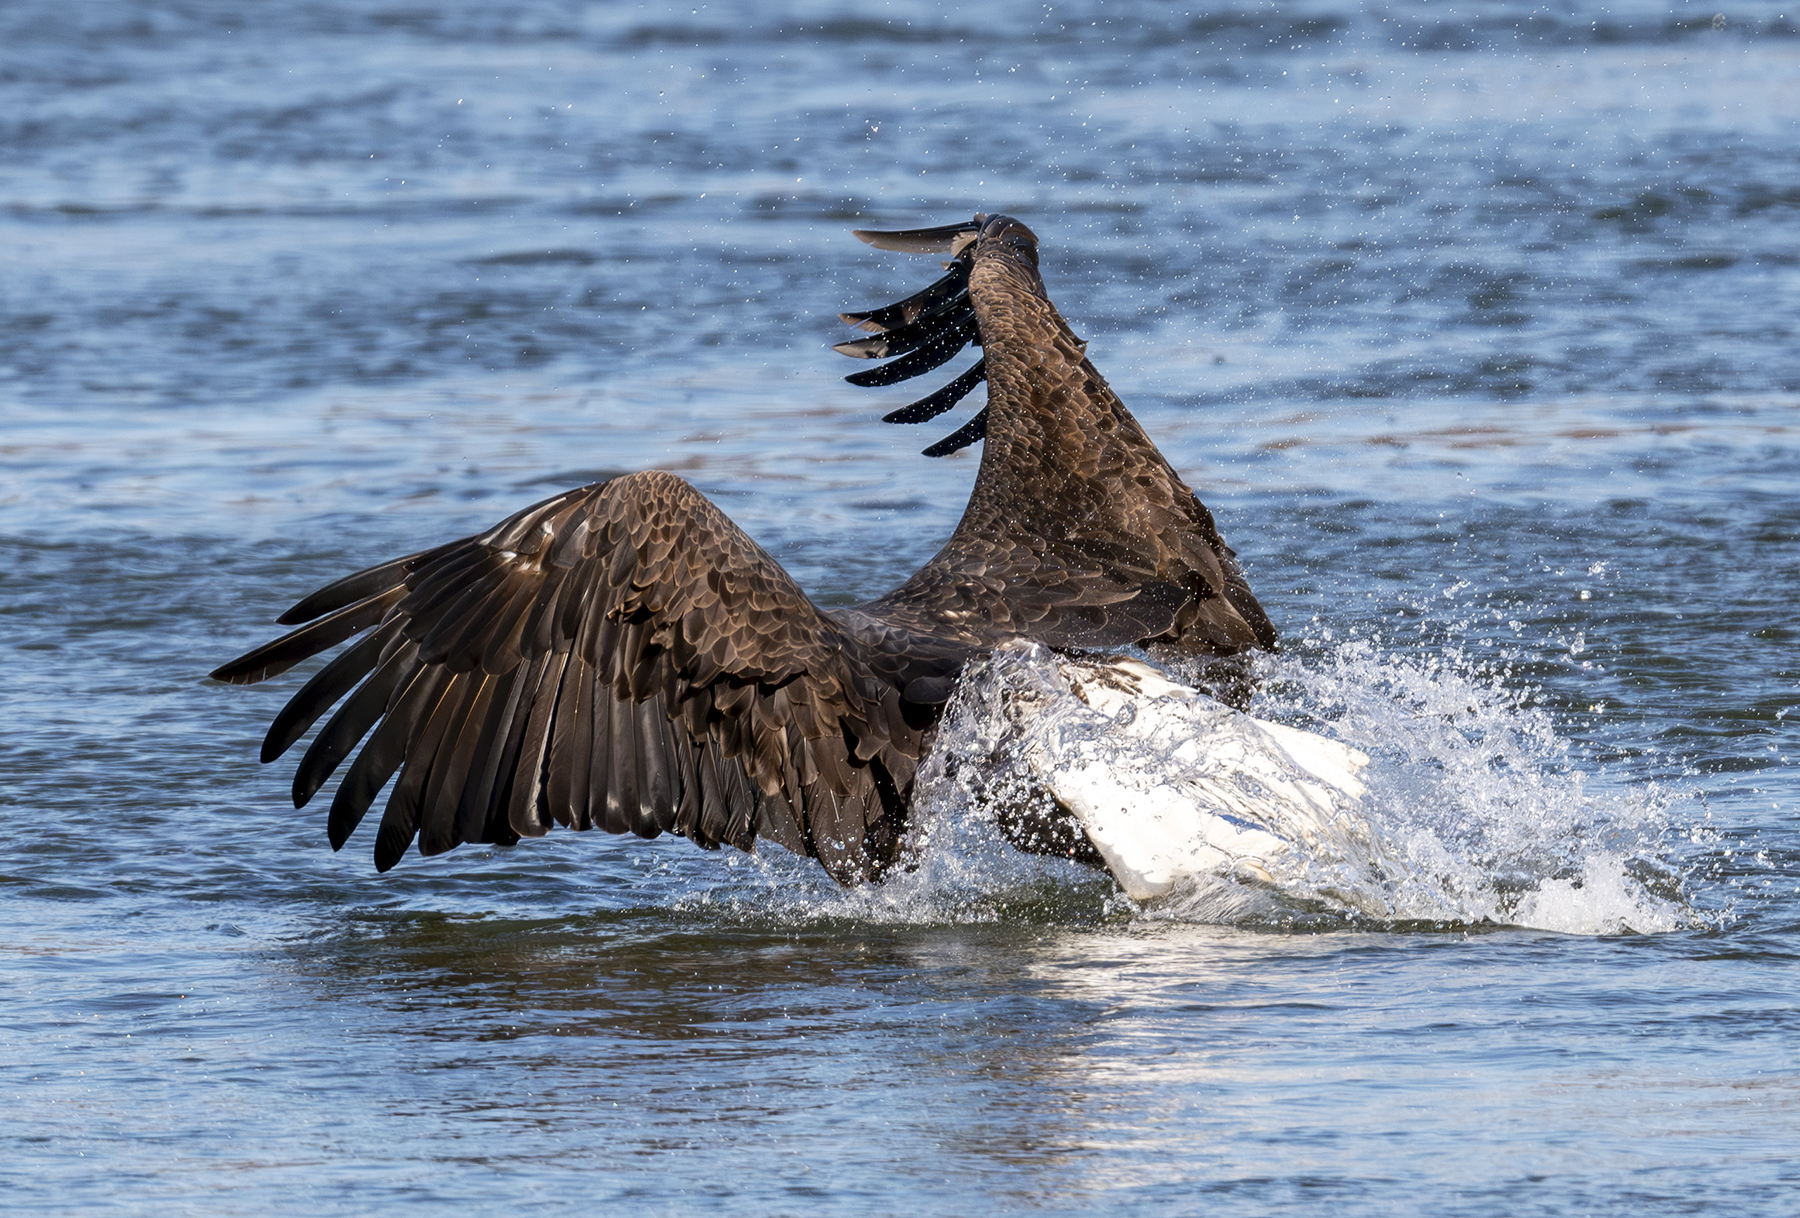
[838,215,1278,663]
[211,470,926,883]
[214,215,1277,882]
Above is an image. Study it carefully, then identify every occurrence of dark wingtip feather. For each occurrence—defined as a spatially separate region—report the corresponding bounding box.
[209,659,266,685]
[275,539,461,626]
[276,561,403,627]
[258,626,392,764]
[839,263,971,335]
[882,359,986,425]
[833,292,972,361]
[921,406,989,458]
[210,586,404,687]
[328,791,359,851]
[852,218,983,254]
[844,317,977,388]
[374,799,418,871]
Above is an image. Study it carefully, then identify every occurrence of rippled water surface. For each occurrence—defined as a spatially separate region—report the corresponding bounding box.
[3,2,1797,1214]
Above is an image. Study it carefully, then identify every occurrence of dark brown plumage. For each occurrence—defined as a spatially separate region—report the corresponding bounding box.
[211,214,1277,883]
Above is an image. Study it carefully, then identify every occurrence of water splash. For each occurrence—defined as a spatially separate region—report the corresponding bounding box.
[911,641,1696,935]
[667,810,1129,931]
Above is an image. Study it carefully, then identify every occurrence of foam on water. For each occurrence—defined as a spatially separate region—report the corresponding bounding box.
[647,635,1699,937]
[664,802,1129,931]
[895,640,1699,936]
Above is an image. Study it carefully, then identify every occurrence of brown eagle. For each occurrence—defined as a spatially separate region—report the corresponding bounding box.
[211,214,1277,884]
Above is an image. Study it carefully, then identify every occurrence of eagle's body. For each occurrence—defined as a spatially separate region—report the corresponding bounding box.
[213,215,1276,883]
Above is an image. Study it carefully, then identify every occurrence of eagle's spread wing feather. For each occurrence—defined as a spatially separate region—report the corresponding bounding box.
[844,216,1278,661]
[212,471,922,882]
[215,214,1278,883]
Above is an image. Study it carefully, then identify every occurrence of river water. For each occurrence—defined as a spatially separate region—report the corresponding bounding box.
[3,1,1796,1214]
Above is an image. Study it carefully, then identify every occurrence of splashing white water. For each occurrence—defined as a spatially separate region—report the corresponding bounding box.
[910,641,1693,935]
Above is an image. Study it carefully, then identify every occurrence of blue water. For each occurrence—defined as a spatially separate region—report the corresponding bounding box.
[2,1,1796,1213]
